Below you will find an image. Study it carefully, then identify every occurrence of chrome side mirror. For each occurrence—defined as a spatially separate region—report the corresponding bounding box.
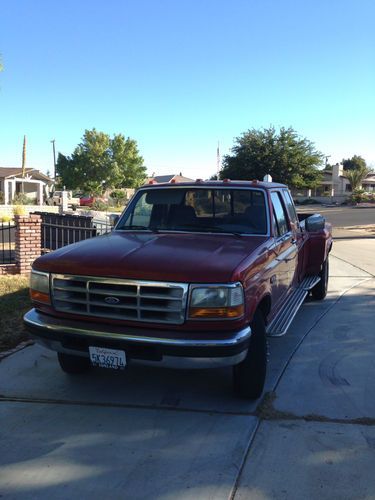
[305,214,325,232]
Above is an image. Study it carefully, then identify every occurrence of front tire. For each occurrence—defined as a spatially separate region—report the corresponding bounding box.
[311,257,329,300]
[233,309,267,399]
[57,352,90,374]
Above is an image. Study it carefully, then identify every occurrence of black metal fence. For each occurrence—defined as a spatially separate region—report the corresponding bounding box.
[33,212,112,253]
[0,221,16,264]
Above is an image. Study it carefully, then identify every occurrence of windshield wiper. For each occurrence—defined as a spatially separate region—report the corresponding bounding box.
[172,224,243,238]
[123,225,159,233]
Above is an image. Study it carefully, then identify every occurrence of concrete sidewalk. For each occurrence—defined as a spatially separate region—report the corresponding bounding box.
[0,239,374,499]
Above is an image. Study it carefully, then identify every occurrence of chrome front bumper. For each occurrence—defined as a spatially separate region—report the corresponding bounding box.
[24,309,252,369]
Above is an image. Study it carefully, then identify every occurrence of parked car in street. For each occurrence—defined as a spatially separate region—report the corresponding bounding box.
[25,179,332,399]
[79,195,108,207]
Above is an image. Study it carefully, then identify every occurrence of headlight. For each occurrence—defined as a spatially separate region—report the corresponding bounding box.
[30,270,51,304]
[188,283,244,319]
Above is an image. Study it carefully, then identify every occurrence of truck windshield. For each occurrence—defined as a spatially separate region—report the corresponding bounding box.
[116,188,268,235]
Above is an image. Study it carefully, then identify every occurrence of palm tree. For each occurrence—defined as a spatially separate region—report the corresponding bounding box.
[344,166,371,191]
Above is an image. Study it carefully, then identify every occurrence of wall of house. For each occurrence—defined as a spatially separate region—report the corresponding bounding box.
[294,195,349,205]
[0,205,59,217]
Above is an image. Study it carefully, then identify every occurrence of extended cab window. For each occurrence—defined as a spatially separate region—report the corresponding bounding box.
[271,192,289,236]
[118,188,268,235]
[283,190,299,228]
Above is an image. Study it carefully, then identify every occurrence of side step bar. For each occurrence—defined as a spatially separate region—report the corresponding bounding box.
[266,275,321,337]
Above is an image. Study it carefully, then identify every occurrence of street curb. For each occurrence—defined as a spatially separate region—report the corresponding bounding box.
[0,340,35,362]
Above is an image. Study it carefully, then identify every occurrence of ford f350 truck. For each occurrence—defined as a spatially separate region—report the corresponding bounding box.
[24,180,332,399]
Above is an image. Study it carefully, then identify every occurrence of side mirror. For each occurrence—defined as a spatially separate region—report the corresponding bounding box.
[109,214,120,227]
[305,214,325,232]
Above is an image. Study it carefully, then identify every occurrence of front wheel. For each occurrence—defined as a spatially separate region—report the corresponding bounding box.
[311,257,329,300]
[57,352,91,374]
[233,309,267,400]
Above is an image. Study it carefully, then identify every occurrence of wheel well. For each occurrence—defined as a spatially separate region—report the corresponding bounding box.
[257,295,271,323]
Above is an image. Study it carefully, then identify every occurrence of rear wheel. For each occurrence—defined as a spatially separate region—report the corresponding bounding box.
[233,309,267,399]
[57,352,90,374]
[311,257,329,300]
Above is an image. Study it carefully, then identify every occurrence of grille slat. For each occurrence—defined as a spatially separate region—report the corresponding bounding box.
[51,274,188,324]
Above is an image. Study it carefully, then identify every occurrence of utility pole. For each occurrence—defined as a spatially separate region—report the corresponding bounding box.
[216,142,220,179]
[21,135,26,178]
[50,139,56,180]
[21,135,26,193]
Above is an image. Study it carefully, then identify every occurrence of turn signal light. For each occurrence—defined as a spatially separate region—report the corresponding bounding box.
[189,305,244,319]
[30,289,51,304]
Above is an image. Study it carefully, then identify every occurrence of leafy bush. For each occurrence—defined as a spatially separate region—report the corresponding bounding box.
[91,199,108,211]
[0,214,12,223]
[12,193,36,205]
[349,189,375,204]
[110,190,128,207]
[13,205,27,216]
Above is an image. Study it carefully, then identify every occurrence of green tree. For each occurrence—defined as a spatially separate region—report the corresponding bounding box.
[344,165,371,191]
[342,155,367,171]
[220,126,324,189]
[56,129,146,193]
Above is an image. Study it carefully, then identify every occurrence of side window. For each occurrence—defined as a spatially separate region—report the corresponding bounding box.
[283,190,299,227]
[271,192,289,236]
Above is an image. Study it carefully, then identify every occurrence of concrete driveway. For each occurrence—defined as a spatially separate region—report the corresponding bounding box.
[0,240,374,499]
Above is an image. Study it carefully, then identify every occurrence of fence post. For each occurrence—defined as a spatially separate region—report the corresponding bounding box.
[15,214,42,275]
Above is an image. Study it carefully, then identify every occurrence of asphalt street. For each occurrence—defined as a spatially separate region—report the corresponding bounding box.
[0,239,374,499]
[297,204,375,230]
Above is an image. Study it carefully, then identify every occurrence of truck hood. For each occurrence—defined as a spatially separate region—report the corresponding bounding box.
[33,231,267,283]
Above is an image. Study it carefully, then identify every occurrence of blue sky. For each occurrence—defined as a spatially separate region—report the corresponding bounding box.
[1,0,374,179]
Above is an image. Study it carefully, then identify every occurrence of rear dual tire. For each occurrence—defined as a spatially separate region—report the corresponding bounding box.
[311,257,329,300]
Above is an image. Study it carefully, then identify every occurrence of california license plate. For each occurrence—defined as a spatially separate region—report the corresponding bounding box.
[89,346,126,370]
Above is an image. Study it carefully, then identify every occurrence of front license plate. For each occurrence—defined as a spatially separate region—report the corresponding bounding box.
[89,346,126,370]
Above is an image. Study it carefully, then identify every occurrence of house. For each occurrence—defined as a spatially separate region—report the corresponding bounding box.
[293,163,375,199]
[147,173,195,184]
[0,167,54,205]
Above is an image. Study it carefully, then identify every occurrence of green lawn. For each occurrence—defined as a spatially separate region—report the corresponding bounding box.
[0,275,32,352]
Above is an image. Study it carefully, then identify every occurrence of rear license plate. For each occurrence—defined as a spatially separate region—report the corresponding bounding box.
[89,346,126,370]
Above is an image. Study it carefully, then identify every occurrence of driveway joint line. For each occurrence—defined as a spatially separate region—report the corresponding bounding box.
[228,418,260,500]
[0,395,256,417]
[331,253,375,277]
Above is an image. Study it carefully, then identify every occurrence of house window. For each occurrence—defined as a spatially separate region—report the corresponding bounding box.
[345,184,352,192]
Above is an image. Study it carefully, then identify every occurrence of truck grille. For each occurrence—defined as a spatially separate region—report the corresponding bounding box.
[51,274,188,324]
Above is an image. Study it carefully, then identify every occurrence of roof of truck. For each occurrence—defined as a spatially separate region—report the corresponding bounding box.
[142,179,287,189]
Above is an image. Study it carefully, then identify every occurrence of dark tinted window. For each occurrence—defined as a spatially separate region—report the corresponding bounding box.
[271,192,289,236]
[118,188,267,234]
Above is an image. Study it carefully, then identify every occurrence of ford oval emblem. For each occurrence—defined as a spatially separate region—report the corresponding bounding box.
[104,296,120,305]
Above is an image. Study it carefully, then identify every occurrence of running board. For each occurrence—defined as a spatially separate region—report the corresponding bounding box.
[266,275,321,337]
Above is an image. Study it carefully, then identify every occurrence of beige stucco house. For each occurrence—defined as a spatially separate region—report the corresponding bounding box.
[0,167,53,205]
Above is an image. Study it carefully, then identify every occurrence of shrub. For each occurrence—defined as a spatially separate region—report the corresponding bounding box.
[0,214,12,223]
[91,199,108,211]
[110,190,128,207]
[12,193,36,205]
[349,189,375,204]
[13,205,27,216]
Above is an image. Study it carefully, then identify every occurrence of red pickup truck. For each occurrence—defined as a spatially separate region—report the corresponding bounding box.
[24,180,332,399]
